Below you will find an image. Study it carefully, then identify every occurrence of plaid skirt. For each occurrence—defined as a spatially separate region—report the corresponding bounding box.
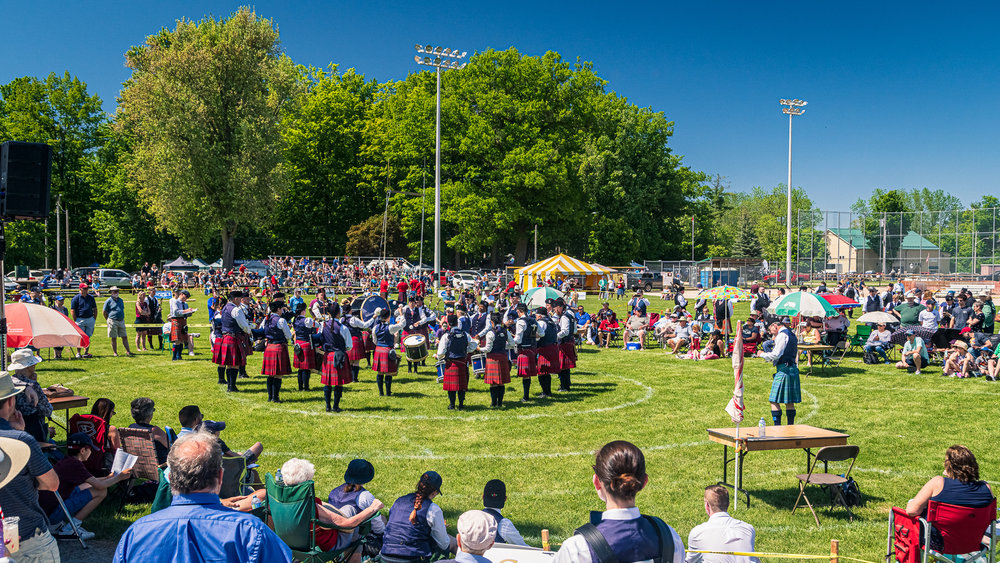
[443,359,469,391]
[240,333,253,357]
[348,335,366,362]
[217,335,247,367]
[211,338,224,365]
[769,364,802,404]
[321,352,353,386]
[559,341,577,370]
[362,332,375,354]
[516,349,537,378]
[292,341,316,370]
[372,345,398,374]
[536,344,560,376]
[261,343,292,376]
[170,317,188,343]
[484,353,511,385]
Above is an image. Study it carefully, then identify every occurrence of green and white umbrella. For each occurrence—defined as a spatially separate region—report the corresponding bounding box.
[767,291,838,318]
[523,286,564,309]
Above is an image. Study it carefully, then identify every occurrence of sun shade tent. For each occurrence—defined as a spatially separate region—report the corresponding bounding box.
[162,256,197,271]
[515,254,615,290]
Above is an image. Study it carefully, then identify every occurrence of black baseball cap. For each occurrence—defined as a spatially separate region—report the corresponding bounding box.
[67,432,95,450]
[483,479,506,509]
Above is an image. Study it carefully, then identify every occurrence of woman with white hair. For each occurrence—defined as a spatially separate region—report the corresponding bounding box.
[9,348,53,442]
[281,458,384,560]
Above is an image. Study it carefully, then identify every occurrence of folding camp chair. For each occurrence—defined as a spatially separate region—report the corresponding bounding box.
[150,467,173,514]
[265,473,373,563]
[887,499,997,563]
[792,445,860,526]
[68,414,110,476]
[843,325,872,360]
[220,455,262,498]
[117,427,166,511]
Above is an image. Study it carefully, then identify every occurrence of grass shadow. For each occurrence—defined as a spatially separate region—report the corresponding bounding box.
[751,485,884,513]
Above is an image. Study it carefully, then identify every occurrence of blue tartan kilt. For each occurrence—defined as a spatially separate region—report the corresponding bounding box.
[769,364,801,404]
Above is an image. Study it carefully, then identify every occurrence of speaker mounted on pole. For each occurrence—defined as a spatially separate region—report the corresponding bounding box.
[1,141,53,220]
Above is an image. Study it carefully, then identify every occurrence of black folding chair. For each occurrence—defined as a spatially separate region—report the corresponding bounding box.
[792,445,860,527]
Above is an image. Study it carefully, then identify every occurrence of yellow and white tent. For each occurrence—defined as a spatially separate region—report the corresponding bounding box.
[516,254,615,290]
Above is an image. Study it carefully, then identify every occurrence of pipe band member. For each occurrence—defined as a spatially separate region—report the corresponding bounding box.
[210,297,228,384]
[534,307,559,398]
[513,304,538,402]
[168,289,194,360]
[292,303,317,391]
[362,307,404,396]
[341,299,368,383]
[436,314,478,411]
[218,291,252,392]
[320,302,354,413]
[554,298,577,392]
[756,320,801,425]
[261,301,293,403]
[478,312,513,408]
[401,297,430,374]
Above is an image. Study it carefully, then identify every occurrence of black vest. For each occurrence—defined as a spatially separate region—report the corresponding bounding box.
[446,328,469,360]
[323,320,347,352]
[537,317,557,346]
[517,316,537,349]
[343,314,363,338]
[560,312,577,344]
[264,314,287,344]
[488,326,508,354]
[403,307,422,329]
[221,302,238,334]
[293,316,312,342]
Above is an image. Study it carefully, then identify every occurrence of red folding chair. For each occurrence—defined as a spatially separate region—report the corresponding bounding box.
[68,414,109,476]
[887,499,997,563]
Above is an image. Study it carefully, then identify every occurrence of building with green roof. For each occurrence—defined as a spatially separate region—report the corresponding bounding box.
[825,228,951,274]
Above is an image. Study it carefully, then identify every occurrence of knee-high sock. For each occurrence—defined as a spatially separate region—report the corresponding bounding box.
[376,374,384,395]
[385,376,393,396]
[273,377,282,402]
[217,366,226,385]
[522,378,531,400]
[351,366,359,383]
[172,344,183,360]
[448,390,456,407]
[297,370,305,390]
[226,368,238,391]
[498,385,506,406]
[559,370,570,390]
[265,377,274,401]
[324,385,332,410]
[489,386,499,406]
[457,390,465,407]
[539,374,552,395]
[334,385,343,409]
[303,370,310,390]
[771,409,782,425]
[239,365,248,378]
[786,409,796,425]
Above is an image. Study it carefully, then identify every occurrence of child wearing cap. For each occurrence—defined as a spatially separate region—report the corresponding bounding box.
[481,479,528,546]
[436,510,498,563]
[39,432,131,540]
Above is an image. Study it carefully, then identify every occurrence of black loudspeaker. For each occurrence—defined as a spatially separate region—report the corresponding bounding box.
[0,141,52,220]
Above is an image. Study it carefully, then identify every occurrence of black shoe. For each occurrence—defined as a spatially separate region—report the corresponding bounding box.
[333,407,342,413]
[447,405,455,410]
[520,398,530,403]
[558,387,569,392]
[457,405,464,411]
[538,393,551,398]
[273,399,282,404]
[326,406,332,412]
[227,387,238,393]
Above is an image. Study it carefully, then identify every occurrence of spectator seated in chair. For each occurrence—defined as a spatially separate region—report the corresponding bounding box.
[128,397,170,465]
[942,341,973,378]
[598,315,619,349]
[91,397,122,461]
[40,432,132,541]
[437,510,498,563]
[9,348,54,444]
[178,405,263,463]
[622,311,649,350]
[666,317,693,355]
[864,323,893,364]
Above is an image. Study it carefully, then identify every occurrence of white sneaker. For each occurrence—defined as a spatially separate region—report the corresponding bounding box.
[188,352,195,356]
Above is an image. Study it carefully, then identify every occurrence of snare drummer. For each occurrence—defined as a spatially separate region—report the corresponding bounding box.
[479,312,513,408]
[534,307,559,399]
[362,307,405,396]
[341,299,367,383]
[553,298,577,392]
[292,303,317,391]
[436,314,478,410]
[513,304,538,402]
[401,297,429,374]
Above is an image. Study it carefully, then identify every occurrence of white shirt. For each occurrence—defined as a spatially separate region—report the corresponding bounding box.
[486,508,527,546]
[759,329,790,364]
[231,303,251,334]
[424,502,452,551]
[824,315,849,332]
[436,331,478,357]
[355,490,384,534]
[686,511,759,563]
[554,507,685,563]
[557,314,572,339]
[918,309,940,329]
[866,329,892,346]
[271,316,293,341]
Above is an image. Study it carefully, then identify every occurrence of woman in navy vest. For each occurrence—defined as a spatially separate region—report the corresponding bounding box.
[261,301,293,403]
[534,307,559,398]
[362,307,405,396]
[210,297,228,385]
[292,302,317,391]
[381,471,454,563]
[340,299,369,383]
[555,441,684,563]
[327,459,385,552]
[436,314,478,410]
[320,302,354,413]
[513,304,538,402]
[478,312,512,408]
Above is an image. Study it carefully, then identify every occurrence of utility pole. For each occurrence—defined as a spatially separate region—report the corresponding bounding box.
[780,98,807,285]
[55,195,61,270]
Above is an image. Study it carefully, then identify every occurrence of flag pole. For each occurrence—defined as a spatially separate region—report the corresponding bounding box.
[734,422,740,511]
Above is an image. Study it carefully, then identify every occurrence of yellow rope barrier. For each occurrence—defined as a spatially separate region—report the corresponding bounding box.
[684,550,878,563]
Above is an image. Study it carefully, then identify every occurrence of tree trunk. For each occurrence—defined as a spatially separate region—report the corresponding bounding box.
[221,223,238,270]
[490,241,499,267]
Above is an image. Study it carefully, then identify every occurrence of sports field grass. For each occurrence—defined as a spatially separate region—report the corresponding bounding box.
[37,293,1000,561]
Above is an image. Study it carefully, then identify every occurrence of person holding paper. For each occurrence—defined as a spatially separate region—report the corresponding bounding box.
[39,432,132,540]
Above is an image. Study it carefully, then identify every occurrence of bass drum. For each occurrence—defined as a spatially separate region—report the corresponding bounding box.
[361,295,391,322]
[349,296,366,317]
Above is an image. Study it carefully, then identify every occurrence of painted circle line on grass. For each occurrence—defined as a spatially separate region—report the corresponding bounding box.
[224,371,654,422]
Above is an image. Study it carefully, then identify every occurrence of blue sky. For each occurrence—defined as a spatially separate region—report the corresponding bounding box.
[3,1,998,210]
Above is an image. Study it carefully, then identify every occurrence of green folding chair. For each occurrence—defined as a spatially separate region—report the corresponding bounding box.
[150,467,173,513]
[264,473,372,563]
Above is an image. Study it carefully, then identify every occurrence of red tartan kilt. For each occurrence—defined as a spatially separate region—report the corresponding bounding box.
[372,345,397,374]
[217,335,247,367]
[484,353,511,385]
[321,353,353,386]
[240,333,253,357]
[559,341,577,370]
[261,343,292,376]
[347,336,366,362]
[443,359,469,391]
[292,341,315,370]
[170,317,188,343]
[516,349,536,378]
[536,344,559,375]
[362,332,375,353]
[211,339,224,365]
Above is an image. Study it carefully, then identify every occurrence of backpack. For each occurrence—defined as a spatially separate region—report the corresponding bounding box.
[829,476,862,507]
[863,350,881,364]
[575,513,675,563]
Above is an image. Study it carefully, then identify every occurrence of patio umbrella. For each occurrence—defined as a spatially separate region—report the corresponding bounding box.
[819,293,861,309]
[699,286,752,301]
[725,320,746,511]
[890,326,937,346]
[856,311,899,325]
[768,291,838,318]
[4,303,90,349]
[522,286,563,309]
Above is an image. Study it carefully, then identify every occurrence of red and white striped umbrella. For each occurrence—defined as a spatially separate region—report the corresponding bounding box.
[4,303,90,349]
[725,321,745,424]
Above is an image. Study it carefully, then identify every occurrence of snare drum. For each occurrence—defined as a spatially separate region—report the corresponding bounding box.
[435,360,446,383]
[402,334,428,362]
[471,353,487,375]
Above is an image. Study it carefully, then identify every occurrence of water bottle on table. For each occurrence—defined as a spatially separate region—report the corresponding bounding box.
[758,417,766,437]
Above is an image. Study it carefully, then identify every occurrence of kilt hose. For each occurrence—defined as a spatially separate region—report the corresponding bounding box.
[516,348,537,378]
[372,345,398,374]
[292,340,316,370]
[261,343,292,376]
[484,353,511,385]
[170,317,188,343]
[536,344,560,376]
[558,341,577,370]
[321,352,354,386]
[443,359,470,391]
[347,335,366,362]
[217,334,247,367]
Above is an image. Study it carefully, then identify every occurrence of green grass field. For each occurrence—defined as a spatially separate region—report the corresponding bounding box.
[38,293,1000,561]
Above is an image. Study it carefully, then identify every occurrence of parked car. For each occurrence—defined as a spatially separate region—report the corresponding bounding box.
[451,272,481,290]
[628,272,663,292]
[80,268,133,289]
[2,277,19,292]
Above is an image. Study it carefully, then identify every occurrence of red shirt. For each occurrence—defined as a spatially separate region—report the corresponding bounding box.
[379,279,389,293]
[507,280,517,291]
[396,280,408,293]
[312,498,340,551]
[409,278,419,291]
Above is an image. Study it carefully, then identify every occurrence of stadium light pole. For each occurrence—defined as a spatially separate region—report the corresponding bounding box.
[414,44,467,290]
[780,98,807,285]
